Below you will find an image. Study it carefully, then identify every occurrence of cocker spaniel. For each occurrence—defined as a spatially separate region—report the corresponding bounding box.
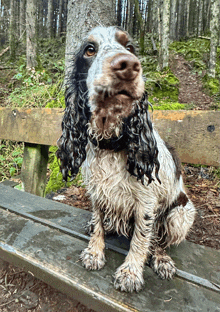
[57,26,196,292]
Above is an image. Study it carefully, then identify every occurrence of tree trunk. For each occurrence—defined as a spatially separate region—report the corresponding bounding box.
[65,0,116,84]
[208,0,220,77]
[198,0,203,36]
[204,0,211,33]
[152,0,159,34]
[146,0,152,32]
[47,0,53,39]
[117,0,122,26]
[9,0,16,60]
[161,0,170,69]
[170,0,177,41]
[26,0,37,68]
[185,0,190,37]
[177,0,183,39]
[57,0,63,37]
[38,0,44,38]
[62,0,68,34]
[20,0,26,38]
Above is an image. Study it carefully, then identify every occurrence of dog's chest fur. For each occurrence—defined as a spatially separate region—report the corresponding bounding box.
[82,142,147,236]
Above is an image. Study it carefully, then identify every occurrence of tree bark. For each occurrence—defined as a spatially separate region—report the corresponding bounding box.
[117,0,122,26]
[198,0,203,36]
[65,0,116,84]
[57,0,63,36]
[9,0,16,60]
[26,0,37,68]
[177,0,183,39]
[161,0,170,69]
[38,0,44,38]
[20,0,26,37]
[208,0,220,77]
[170,0,177,41]
[47,0,53,39]
[62,0,68,33]
[185,0,190,37]
[152,0,159,34]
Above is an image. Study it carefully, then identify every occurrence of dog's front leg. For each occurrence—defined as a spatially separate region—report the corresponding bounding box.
[114,204,154,292]
[80,209,106,270]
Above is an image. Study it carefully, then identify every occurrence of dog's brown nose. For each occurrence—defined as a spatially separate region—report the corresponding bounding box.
[111,54,141,81]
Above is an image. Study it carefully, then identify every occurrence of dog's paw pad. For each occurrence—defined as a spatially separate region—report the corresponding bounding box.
[114,264,144,292]
[150,253,176,280]
[80,248,105,270]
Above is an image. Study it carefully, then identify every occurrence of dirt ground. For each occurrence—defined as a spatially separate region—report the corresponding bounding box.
[0,55,219,311]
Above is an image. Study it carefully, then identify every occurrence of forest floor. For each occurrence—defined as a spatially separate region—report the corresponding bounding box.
[0,54,220,311]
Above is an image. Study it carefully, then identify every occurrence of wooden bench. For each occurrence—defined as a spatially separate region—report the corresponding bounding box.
[0,108,220,311]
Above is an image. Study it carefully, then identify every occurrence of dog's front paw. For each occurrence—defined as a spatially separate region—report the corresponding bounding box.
[150,251,176,280]
[80,248,106,270]
[114,263,144,292]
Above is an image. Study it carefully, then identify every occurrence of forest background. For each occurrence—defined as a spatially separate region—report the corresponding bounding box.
[0,1,220,310]
[0,0,220,191]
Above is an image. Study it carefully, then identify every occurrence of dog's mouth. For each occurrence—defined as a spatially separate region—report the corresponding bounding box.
[90,86,141,139]
[101,88,135,103]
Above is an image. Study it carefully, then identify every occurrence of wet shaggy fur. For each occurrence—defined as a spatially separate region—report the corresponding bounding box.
[57,26,196,292]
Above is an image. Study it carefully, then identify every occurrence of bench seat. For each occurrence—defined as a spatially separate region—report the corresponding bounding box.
[0,183,219,312]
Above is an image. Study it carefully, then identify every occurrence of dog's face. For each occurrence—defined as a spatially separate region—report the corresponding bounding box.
[80,26,145,139]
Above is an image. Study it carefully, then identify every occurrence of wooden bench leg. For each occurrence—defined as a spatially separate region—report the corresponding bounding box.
[21,143,49,197]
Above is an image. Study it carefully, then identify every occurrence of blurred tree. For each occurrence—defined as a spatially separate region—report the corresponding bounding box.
[208,0,220,77]
[26,0,37,68]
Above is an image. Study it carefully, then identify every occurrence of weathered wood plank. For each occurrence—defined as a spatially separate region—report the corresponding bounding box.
[152,110,220,167]
[0,108,219,166]
[0,185,220,311]
[21,143,49,196]
[0,107,63,146]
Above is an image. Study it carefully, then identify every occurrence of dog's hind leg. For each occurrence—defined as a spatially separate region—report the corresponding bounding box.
[150,192,196,279]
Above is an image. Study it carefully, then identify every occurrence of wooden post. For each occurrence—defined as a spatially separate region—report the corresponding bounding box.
[21,143,49,197]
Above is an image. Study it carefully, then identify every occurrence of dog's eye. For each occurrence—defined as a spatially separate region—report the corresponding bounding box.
[84,45,96,57]
[126,44,134,54]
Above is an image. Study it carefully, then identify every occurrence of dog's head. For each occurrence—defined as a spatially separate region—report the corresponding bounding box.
[57,26,160,184]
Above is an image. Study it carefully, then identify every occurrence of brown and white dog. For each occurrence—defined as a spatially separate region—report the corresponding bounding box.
[57,26,196,292]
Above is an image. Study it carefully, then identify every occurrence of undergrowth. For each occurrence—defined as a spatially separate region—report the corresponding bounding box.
[0,141,23,181]
[6,37,66,108]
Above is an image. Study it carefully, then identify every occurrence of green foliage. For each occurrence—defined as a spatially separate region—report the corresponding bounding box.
[151,101,185,110]
[202,76,220,96]
[0,141,24,181]
[45,146,84,195]
[5,37,66,108]
[144,69,179,102]
[8,66,65,108]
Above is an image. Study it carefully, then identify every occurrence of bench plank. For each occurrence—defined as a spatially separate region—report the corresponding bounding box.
[0,184,220,311]
[0,108,219,166]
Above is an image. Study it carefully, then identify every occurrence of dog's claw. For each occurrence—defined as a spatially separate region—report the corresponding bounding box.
[114,263,144,292]
[80,248,106,270]
[150,252,176,280]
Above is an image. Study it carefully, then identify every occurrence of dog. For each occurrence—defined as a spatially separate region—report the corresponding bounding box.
[57,26,196,292]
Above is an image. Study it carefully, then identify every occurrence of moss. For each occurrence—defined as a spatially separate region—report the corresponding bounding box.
[202,76,220,96]
[45,155,69,194]
[152,101,185,110]
[145,70,179,101]
[45,146,84,195]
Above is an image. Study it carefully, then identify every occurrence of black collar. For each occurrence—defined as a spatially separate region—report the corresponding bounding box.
[89,133,128,152]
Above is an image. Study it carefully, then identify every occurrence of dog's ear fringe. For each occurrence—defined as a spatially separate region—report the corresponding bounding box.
[125,94,161,185]
[56,59,90,182]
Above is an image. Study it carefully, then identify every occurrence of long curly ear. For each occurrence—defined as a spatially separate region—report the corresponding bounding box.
[124,93,160,185]
[56,53,91,182]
